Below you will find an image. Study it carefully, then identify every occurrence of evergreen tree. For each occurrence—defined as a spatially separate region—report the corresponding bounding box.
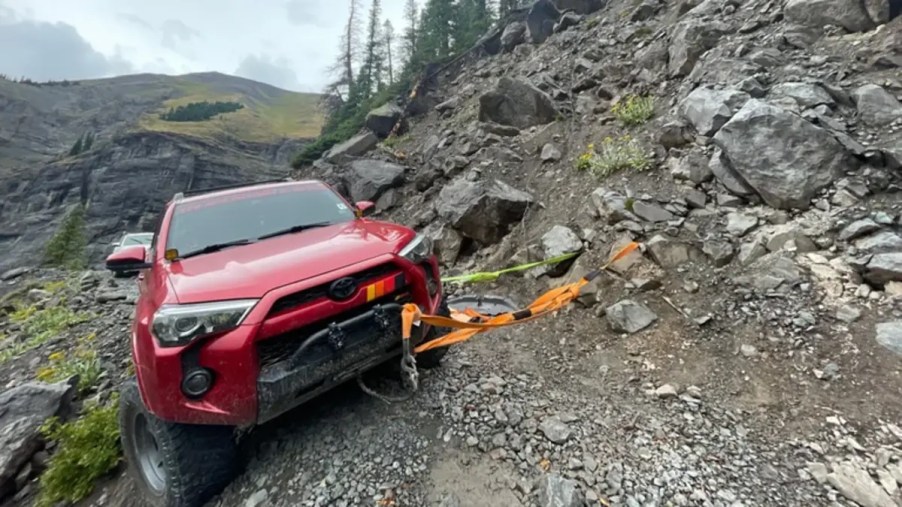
[326,0,363,98]
[418,0,455,61]
[402,0,420,69]
[383,20,395,86]
[44,204,88,270]
[453,0,492,52]
[498,0,519,16]
[355,0,383,102]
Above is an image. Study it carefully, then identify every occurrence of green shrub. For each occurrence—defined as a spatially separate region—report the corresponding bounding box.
[36,333,102,394]
[44,204,88,270]
[574,135,653,178]
[160,101,244,122]
[37,398,121,507]
[0,305,91,364]
[611,94,655,126]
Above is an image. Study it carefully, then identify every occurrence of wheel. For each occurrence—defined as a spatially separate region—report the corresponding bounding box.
[119,379,238,507]
[415,298,453,369]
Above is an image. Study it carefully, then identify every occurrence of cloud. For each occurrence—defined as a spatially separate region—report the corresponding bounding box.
[234,55,301,91]
[161,18,200,50]
[285,0,322,26]
[117,12,153,31]
[0,18,133,81]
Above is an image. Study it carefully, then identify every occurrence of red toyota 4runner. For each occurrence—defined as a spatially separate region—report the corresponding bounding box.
[105,179,450,507]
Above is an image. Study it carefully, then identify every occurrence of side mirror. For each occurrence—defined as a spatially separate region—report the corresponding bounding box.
[105,245,151,273]
[355,201,376,218]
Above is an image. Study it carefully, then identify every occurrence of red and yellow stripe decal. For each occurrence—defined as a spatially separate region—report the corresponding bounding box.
[366,273,406,302]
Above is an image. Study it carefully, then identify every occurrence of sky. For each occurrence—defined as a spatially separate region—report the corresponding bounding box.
[0,0,407,93]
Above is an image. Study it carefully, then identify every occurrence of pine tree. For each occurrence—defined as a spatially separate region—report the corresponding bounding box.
[355,0,383,102]
[383,20,395,86]
[402,0,420,68]
[498,0,519,16]
[44,204,88,270]
[326,0,362,98]
[453,0,492,52]
[419,0,455,61]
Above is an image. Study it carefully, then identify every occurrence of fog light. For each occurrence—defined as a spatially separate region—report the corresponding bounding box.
[181,368,213,398]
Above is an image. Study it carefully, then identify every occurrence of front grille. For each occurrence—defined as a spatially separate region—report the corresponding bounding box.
[257,291,412,368]
[268,262,398,316]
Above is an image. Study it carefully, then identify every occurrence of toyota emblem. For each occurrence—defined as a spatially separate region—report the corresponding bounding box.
[328,277,357,300]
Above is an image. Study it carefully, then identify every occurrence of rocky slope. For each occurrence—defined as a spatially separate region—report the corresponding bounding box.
[1,0,902,506]
[0,72,322,272]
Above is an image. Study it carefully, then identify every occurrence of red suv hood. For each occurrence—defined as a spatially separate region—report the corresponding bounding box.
[165,220,415,304]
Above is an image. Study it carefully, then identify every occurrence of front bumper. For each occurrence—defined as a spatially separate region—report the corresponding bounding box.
[133,254,443,427]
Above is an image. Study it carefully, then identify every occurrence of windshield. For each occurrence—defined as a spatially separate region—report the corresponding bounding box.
[122,234,153,246]
[165,185,356,256]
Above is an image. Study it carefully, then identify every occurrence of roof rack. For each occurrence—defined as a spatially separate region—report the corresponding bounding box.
[172,178,293,201]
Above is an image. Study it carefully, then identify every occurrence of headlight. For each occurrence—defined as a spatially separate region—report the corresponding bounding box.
[399,234,434,263]
[151,299,257,347]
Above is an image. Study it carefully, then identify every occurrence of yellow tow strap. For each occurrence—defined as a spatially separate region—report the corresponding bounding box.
[407,242,641,353]
[440,252,580,284]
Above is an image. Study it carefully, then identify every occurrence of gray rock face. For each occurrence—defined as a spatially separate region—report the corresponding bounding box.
[863,0,891,24]
[668,19,729,77]
[538,474,586,507]
[323,132,379,162]
[605,299,658,333]
[0,381,75,498]
[436,178,534,245]
[554,12,584,32]
[703,241,736,267]
[863,253,902,284]
[590,189,638,224]
[527,0,562,44]
[501,22,527,52]
[713,99,854,210]
[344,159,406,203]
[854,231,902,253]
[669,152,713,185]
[541,143,562,162]
[365,103,404,138]
[709,148,756,196]
[632,201,674,222]
[876,322,902,356]
[679,87,750,136]
[536,225,583,277]
[539,416,573,444]
[770,82,835,109]
[647,234,704,268]
[826,462,896,507]
[726,212,758,237]
[784,0,875,32]
[424,222,464,266]
[852,84,902,127]
[839,219,881,241]
[478,77,559,129]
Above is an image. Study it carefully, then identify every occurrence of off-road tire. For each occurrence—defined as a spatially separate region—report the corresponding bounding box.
[119,379,238,507]
[415,298,452,369]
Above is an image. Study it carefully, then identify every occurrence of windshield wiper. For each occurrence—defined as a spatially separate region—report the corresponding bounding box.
[257,222,333,240]
[178,239,256,259]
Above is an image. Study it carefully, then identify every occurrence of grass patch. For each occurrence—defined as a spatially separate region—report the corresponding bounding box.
[574,135,653,178]
[37,398,121,507]
[139,79,323,142]
[36,333,103,394]
[611,94,655,126]
[381,133,409,149]
[0,305,91,364]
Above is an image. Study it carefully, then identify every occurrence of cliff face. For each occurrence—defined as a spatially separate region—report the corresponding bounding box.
[0,72,322,271]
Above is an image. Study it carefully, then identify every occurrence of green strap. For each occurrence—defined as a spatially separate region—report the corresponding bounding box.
[440,252,580,284]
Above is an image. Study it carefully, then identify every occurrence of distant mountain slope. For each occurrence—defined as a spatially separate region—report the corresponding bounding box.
[0,72,324,272]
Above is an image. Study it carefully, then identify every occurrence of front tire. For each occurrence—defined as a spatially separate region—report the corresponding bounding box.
[119,379,238,507]
[415,298,453,369]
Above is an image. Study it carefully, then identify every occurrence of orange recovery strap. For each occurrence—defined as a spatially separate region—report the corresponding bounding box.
[404,241,641,354]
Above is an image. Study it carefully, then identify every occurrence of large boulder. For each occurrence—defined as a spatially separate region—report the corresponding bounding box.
[770,82,835,109]
[678,87,750,136]
[668,19,729,77]
[876,322,902,356]
[436,178,534,245]
[713,99,854,209]
[852,84,902,127]
[501,22,528,52]
[537,474,586,507]
[365,103,405,138]
[343,159,406,203]
[478,77,559,129]
[0,381,75,499]
[709,148,756,196]
[323,132,378,163]
[784,0,875,32]
[527,0,562,44]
